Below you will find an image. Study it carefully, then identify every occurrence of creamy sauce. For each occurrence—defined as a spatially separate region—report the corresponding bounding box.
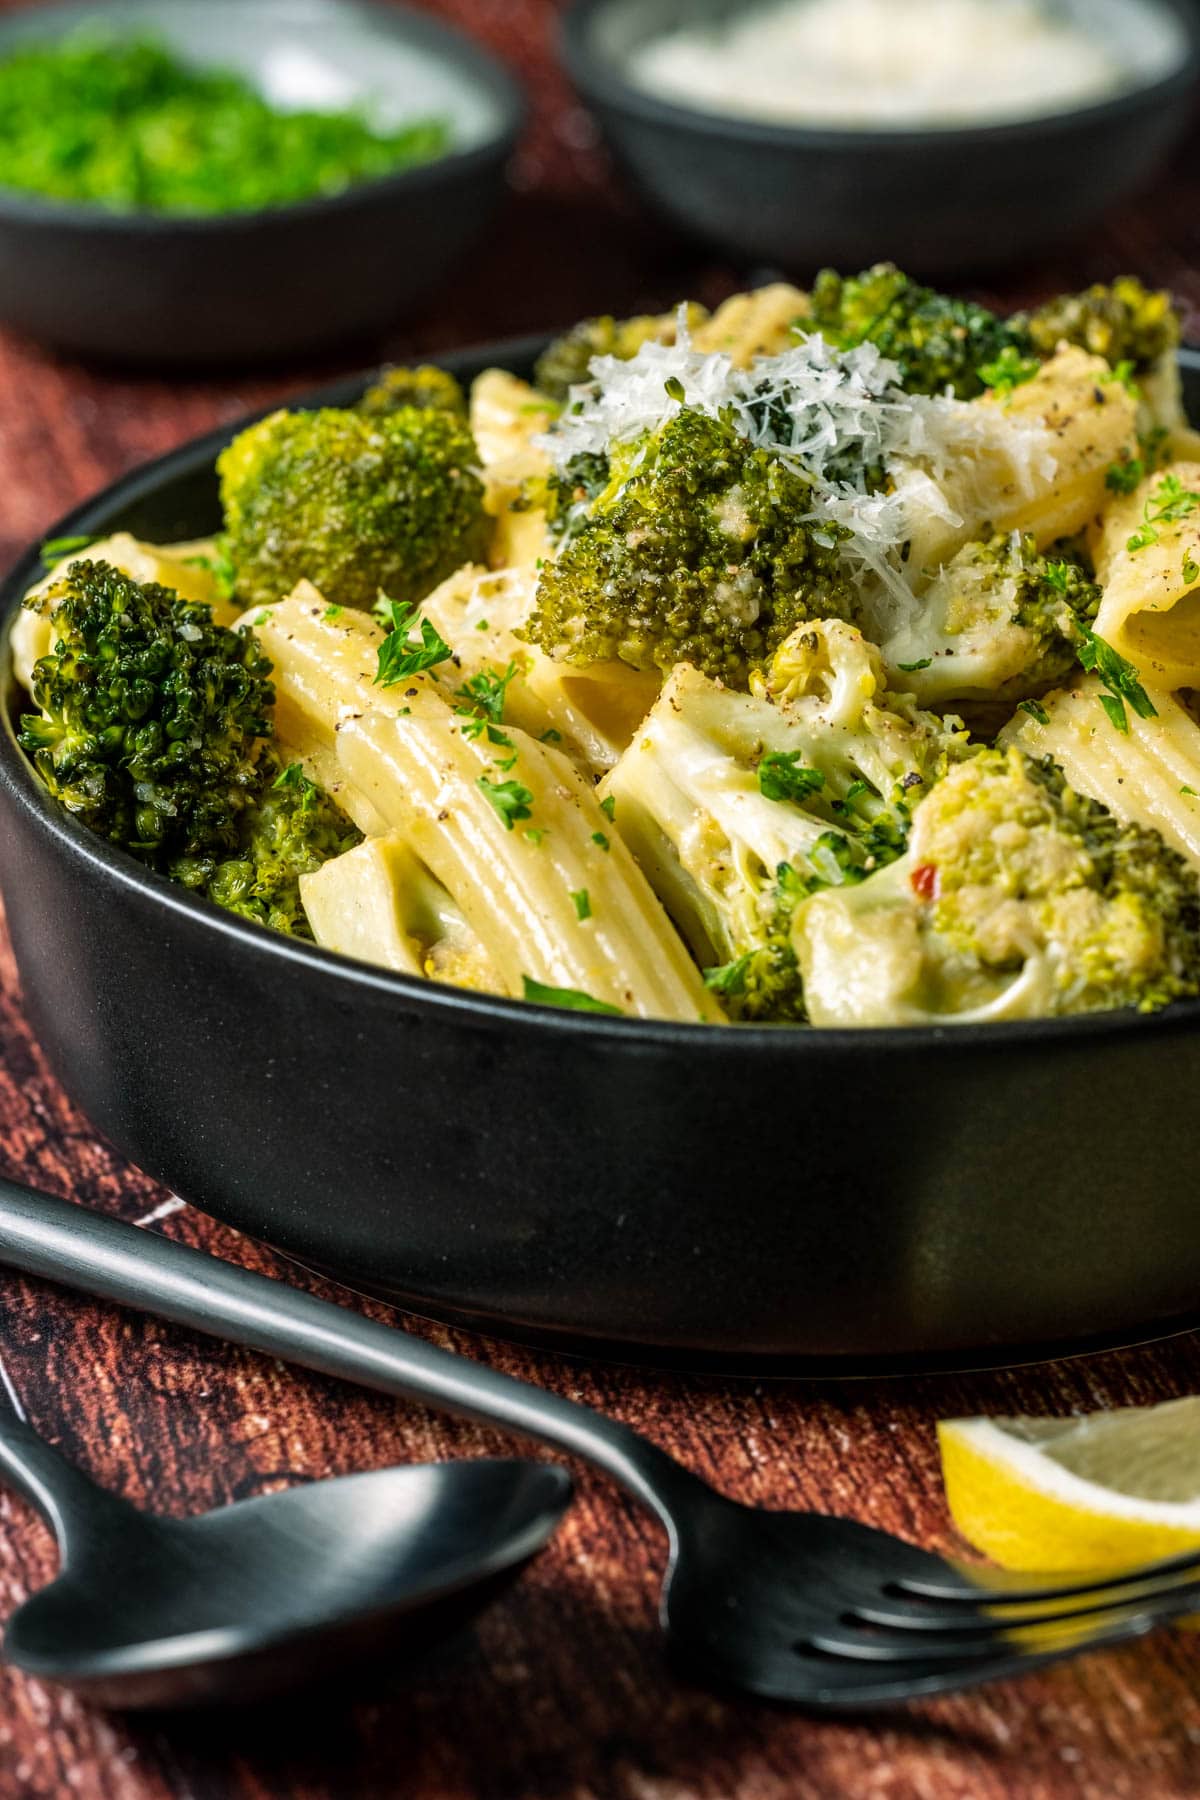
[627,0,1185,130]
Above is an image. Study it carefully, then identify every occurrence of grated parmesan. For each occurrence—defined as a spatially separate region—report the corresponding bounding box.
[539,319,1056,622]
[626,0,1184,131]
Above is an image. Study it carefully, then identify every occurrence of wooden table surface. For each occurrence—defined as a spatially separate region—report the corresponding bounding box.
[4,2,1200,1794]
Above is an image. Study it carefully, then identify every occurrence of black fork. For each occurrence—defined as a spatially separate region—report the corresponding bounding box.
[1,1179,1195,1709]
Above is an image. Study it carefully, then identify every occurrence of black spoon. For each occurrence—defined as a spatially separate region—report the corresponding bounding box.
[0,1361,569,1708]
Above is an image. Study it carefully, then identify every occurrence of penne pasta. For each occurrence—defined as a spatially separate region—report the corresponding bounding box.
[239,583,418,834]
[1004,674,1200,870]
[420,563,660,778]
[900,347,1138,577]
[693,283,807,364]
[1090,461,1200,689]
[469,368,555,472]
[469,368,554,571]
[300,830,504,991]
[334,703,725,1021]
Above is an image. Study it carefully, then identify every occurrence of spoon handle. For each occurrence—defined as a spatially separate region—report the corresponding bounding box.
[0,1181,700,1529]
[0,1377,129,1549]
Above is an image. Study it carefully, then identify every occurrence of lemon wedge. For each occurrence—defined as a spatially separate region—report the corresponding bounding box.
[938,1397,1200,1572]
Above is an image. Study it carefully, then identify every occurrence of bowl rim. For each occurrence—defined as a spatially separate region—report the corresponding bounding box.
[561,0,1200,151]
[6,333,1200,1058]
[0,0,526,234]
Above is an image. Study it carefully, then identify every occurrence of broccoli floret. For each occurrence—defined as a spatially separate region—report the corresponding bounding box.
[533,303,708,402]
[217,405,490,613]
[181,760,359,938]
[19,558,272,862]
[357,364,467,418]
[882,533,1101,706]
[801,264,1031,399]
[795,746,1200,1025]
[540,448,614,544]
[1016,277,1180,375]
[701,861,810,1024]
[18,559,358,936]
[603,621,972,1021]
[527,407,858,685]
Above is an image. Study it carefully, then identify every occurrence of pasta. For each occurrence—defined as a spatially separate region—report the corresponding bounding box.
[247,588,717,1019]
[896,347,1138,577]
[1004,674,1200,869]
[17,271,1200,1028]
[1089,461,1200,688]
[419,563,660,776]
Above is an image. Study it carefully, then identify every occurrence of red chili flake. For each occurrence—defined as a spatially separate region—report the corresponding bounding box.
[911,862,938,901]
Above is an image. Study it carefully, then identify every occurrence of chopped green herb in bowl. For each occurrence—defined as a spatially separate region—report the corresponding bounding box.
[0,33,452,215]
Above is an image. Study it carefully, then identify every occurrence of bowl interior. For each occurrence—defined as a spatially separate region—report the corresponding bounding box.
[0,0,511,159]
[583,0,1195,128]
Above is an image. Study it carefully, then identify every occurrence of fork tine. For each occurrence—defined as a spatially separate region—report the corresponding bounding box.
[783,1599,1188,1708]
[852,1572,1200,1636]
[804,1578,1200,1665]
[892,1542,1200,1606]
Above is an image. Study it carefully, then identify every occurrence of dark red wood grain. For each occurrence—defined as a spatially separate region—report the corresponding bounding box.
[3,2,1200,1793]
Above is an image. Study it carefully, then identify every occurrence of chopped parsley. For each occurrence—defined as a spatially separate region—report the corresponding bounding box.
[1099,693,1130,733]
[1184,552,1199,586]
[521,976,622,1016]
[323,603,344,621]
[591,830,610,852]
[571,888,592,921]
[455,662,519,759]
[1019,699,1050,725]
[374,602,453,686]
[1105,455,1144,495]
[599,794,616,821]
[459,715,513,750]
[0,34,451,216]
[1078,630,1157,733]
[758,752,826,805]
[896,657,932,672]
[456,660,516,726]
[664,375,686,402]
[524,827,545,846]
[977,345,1039,396]
[272,761,314,797]
[40,533,95,568]
[477,776,533,830]
[1105,359,1139,397]
[540,728,563,744]
[1126,473,1200,553]
[1183,785,1199,798]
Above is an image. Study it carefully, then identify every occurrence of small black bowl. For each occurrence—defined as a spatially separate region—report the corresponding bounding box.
[0,0,524,365]
[4,339,1200,1375]
[563,0,1200,277]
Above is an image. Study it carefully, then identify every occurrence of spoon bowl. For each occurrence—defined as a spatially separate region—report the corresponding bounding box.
[2,1452,571,1708]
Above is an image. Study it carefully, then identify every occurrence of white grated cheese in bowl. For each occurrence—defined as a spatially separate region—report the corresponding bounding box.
[626,0,1186,131]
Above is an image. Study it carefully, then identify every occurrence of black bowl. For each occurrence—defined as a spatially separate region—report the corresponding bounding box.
[0,0,524,365]
[563,0,1200,277]
[5,340,1200,1375]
